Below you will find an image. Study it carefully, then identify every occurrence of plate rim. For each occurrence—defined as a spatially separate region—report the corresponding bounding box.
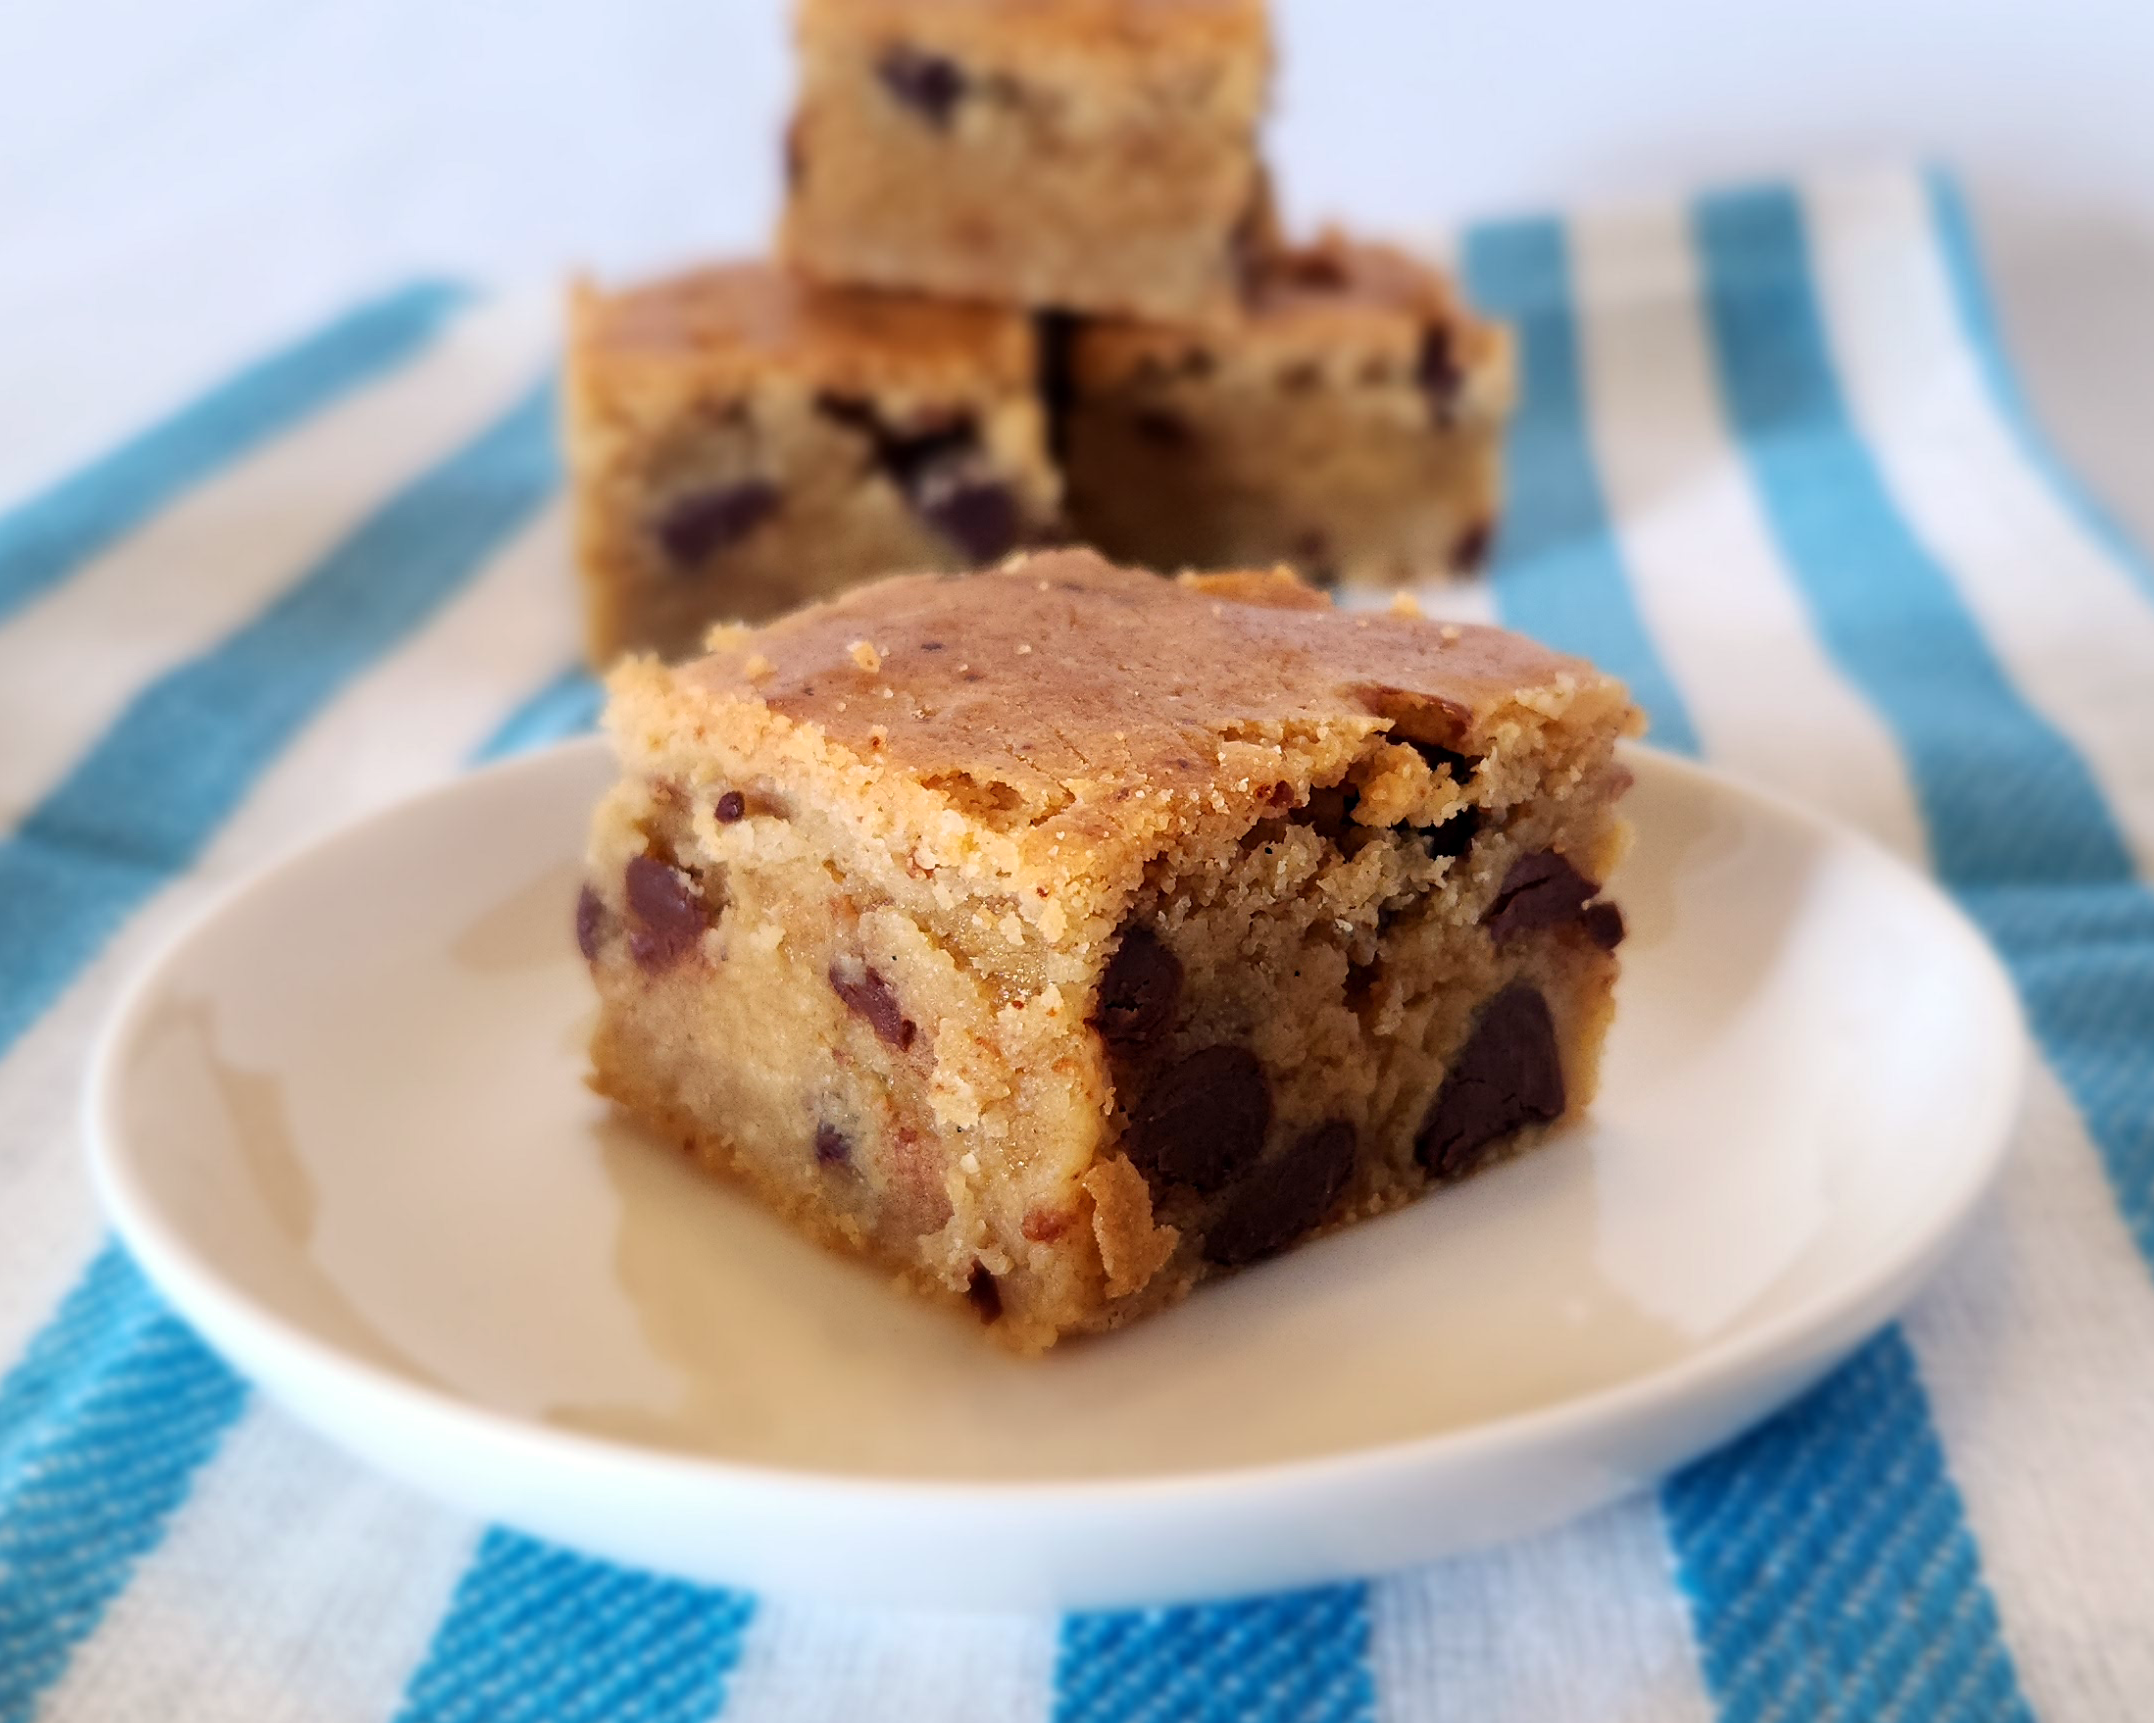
[84,737,2029,1518]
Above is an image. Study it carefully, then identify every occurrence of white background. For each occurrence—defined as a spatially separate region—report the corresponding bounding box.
[2,0,2150,545]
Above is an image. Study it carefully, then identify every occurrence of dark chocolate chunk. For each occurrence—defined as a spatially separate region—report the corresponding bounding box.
[1485,850,1598,947]
[879,45,966,127]
[965,1261,1002,1322]
[1416,984,1565,1179]
[1418,324,1462,418]
[574,884,606,961]
[814,1122,852,1167]
[1406,739,1479,783]
[1133,409,1191,449]
[1093,926,1183,1049]
[1204,1120,1357,1267]
[653,480,778,567]
[1582,900,1626,950]
[1036,311,1079,463]
[1419,804,1481,860]
[916,469,1019,562]
[624,853,708,969]
[1452,519,1493,571]
[714,790,746,824]
[1130,1046,1271,1194]
[829,961,918,1050]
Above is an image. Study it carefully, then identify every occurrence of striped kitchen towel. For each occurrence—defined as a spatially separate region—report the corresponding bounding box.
[3,165,2151,1721]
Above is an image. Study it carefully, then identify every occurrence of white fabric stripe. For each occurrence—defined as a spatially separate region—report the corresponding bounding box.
[720,1602,1056,1723]
[1796,170,2154,1717]
[1372,1501,1712,1723]
[1565,197,1927,864]
[39,1409,481,1723]
[1900,1064,2154,1714]
[0,502,572,1372]
[0,292,553,829]
[1574,169,2154,1719]
[1803,170,2154,875]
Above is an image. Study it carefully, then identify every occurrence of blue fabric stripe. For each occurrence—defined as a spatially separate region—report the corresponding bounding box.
[0,369,562,1721]
[1924,171,2154,603]
[1054,1585,1374,1723]
[0,377,559,1063]
[1699,183,2154,1271]
[393,1530,755,1723]
[0,1245,247,1723]
[1678,183,2051,1719]
[0,281,468,627]
[470,664,601,764]
[1465,200,2030,1722]
[1664,1333,2030,1722]
[1460,217,1701,753]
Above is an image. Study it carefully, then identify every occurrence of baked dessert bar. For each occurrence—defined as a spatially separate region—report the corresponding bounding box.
[1063,233,1515,587]
[782,0,1273,321]
[580,549,1637,1350]
[565,261,1062,665]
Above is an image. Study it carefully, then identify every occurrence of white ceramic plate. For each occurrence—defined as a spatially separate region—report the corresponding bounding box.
[87,738,2024,1610]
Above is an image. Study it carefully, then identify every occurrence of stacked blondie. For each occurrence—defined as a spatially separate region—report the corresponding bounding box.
[565,0,1516,664]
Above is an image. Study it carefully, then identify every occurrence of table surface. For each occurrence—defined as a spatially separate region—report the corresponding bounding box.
[3,0,2149,553]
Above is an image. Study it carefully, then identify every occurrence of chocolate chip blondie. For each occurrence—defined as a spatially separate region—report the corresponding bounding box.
[581,549,1638,1350]
[1063,233,1515,586]
[782,0,1273,320]
[565,261,1062,664]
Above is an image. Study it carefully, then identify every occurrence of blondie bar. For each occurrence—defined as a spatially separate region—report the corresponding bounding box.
[1063,233,1515,586]
[581,550,1637,1350]
[565,261,1062,664]
[782,0,1272,320]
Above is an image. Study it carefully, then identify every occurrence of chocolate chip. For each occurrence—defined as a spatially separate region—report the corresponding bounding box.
[829,961,917,1050]
[1279,360,1322,393]
[965,1261,1002,1322]
[1416,985,1565,1179]
[1093,925,1182,1049]
[575,884,606,961]
[1582,901,1626,950]
[814,1123,852,1167]
[1131,1046,1271,1194]
[1418,324,1462,419]
[1419,804,1481,860]
[1205,1120,1356,1267]
[1485,850,1598,946]
[1037,311,1079,463]
[879,45,966,127]
[915,468,1019,562]
[653,480,777,567]
[1133,409,1191,448]
[714,790,746,824]
[624,853,708,969]
[1407,740,1478,783]
[1452,519,1493,571]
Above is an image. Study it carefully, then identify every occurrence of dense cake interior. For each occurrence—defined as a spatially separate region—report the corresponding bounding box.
[785,0,1271,319]
[582,554,1636,1349]
[567,265,1059,661]
[1065,238,1516,586]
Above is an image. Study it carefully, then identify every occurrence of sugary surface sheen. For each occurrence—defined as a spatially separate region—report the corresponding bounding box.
[565,261,1061,664]
[783,0,1273,320]
[582,549,1640,1350]
[1065,234,1518,587]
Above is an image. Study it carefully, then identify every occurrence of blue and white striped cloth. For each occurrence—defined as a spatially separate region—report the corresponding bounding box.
[4,165,2152,1721]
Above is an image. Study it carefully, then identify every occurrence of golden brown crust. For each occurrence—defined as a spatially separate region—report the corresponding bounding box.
[796,0,1271,65]
[676,548,1603,793]
[1071,232,1514,403]
[570,261,1037,395]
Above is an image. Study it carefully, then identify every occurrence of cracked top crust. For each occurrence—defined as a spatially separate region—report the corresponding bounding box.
[604,550,1638,945]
